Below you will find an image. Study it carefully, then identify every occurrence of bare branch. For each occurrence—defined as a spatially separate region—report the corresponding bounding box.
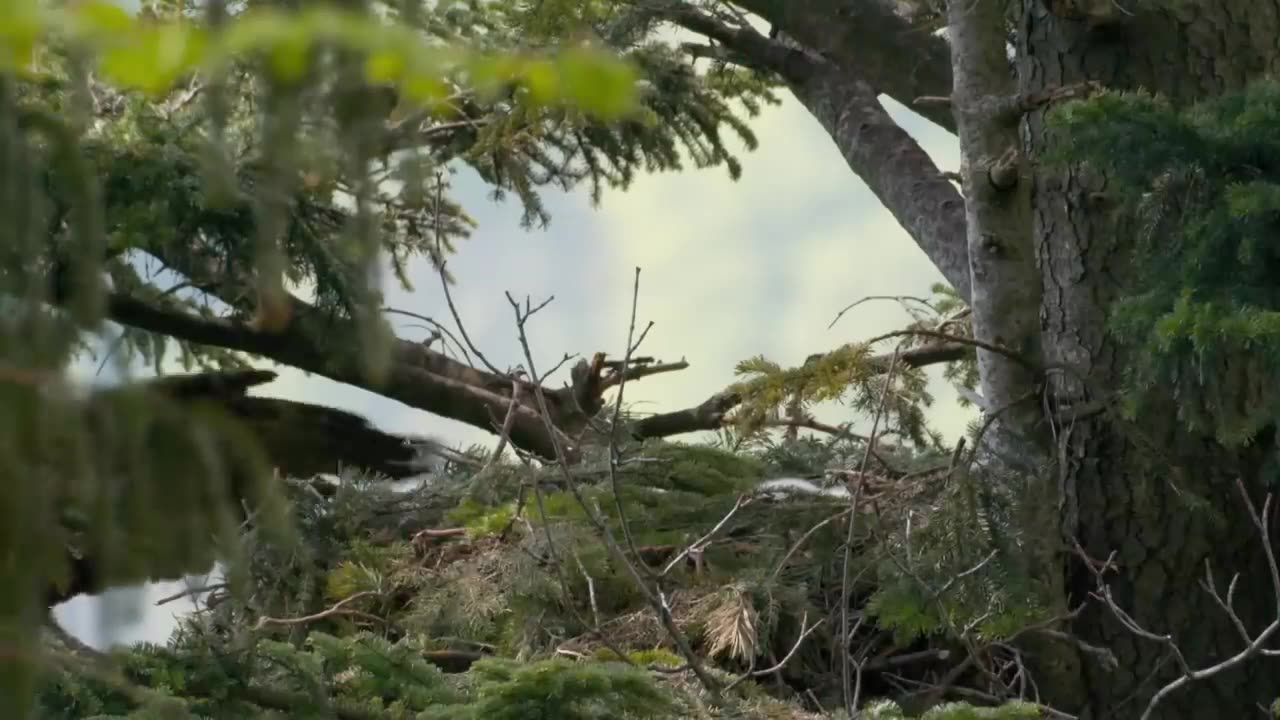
[432,170,506,377]
[1075,479,1280,720]
[661,493,752,577]
[254,591,382,631]
[842,346,900,715]
[95,288,583,462]
[726,612,825,691]
[788,67,971,301]
[506,280,724,698]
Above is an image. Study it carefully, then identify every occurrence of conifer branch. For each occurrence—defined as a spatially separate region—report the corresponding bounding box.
[656,3,971,299]
[788,68,972,300]
[841,347,899,715]
[629,341,968,440]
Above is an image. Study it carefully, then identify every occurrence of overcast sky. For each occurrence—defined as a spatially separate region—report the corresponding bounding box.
[55,80,969,648]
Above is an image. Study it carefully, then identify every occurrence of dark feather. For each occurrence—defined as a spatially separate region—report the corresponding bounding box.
[126,369,426,479]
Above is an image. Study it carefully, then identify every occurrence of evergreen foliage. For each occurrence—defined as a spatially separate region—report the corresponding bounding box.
[0,0,1089,718]
[35,440,1052,719]
[1048,79,1280,448]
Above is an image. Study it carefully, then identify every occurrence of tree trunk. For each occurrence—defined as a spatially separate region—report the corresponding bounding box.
[1019,2,1280,716]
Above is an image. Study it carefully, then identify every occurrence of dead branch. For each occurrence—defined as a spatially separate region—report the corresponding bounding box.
[478,372,525,476]
[154,582,228,607]
[995,81,1105,123]
[842,347,901,715]
[660,493,752,577]
[597,358,689,392]
[254,591,381,631]
[96,288,584,462]
[828,294,941,329]
[606,270,661,575]
[507,273,725,699]
[1077,478,1280,720]
[433,171,505,377]
[726,612,825,691]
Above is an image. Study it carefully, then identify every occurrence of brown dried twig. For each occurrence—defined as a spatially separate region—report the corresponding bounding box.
[1076,478,1279,720]
[842,346,901,715]
[253,591,381,631]
[505,274,723,697]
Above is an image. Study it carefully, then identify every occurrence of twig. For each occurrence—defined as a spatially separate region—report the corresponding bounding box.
[574,551,603,629]
[432,171,504,376]
[661,493,751,577]
[842,346,901,716]
[1075,478,1280,720]
[253,591,380,631]
[1136,482,1280,719]
[505,276,724,699]
[865,328,1035,370]
[769,506,854,582]
[828,294,940,330]
[154,582,227,607]
[726,613,824,691]
[478,372,524,475]
[524,468,636,666]
[381,306,470,362]
[606,269,658,573]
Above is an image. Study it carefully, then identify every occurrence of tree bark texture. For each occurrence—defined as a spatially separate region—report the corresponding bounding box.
[1018,2,1280,716]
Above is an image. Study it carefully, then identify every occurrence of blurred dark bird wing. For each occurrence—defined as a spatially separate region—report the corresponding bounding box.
[122,369,430,479]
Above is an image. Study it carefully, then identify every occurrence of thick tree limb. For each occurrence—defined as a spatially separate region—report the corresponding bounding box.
[35,367,449,606]
[661,5,970,301]
[728,0,956,132]
[659,3,969,300]
[140,370,434,480]
[102,290,587,462]
[658,2,822,81]
[787,68,971,301]
[631,390,743,440]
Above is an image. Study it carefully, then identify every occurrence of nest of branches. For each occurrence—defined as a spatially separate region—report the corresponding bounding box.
[217,432,1056,717]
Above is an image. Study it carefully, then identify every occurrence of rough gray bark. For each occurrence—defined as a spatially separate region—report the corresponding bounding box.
[722,0,1280,715]
[946,0,1042,452]
[1018,1,1280,716]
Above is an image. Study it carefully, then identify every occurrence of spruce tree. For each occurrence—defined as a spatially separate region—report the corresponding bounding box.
[8,1,1280,719]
